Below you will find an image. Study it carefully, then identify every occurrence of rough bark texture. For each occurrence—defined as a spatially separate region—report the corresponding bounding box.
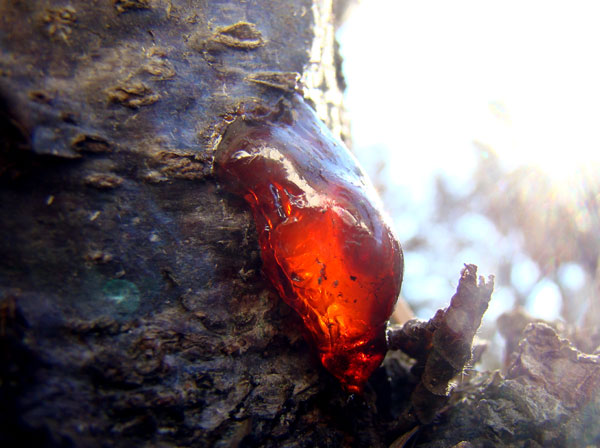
[388,265,494,427]
[1,1,599,447]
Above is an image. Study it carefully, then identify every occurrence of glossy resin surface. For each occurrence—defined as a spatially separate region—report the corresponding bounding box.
[214,97,403,393]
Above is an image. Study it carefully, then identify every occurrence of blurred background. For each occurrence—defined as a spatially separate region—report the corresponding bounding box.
[337,0,600,367]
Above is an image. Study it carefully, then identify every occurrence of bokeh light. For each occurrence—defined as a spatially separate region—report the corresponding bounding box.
[337,0,600,337]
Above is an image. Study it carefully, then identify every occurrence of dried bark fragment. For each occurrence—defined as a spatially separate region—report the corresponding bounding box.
[498,307,600,365]
[148,148,211,180]
[106,82,160,109]
[388,264,494,423]
[507,322,600,410]
[114,0,150,13]
[143,58,176,80]
[71,134,113,154]
[412,321,600,447]
[246,71,301,93]
[84,172,124,189]
[43,6,77,42]
[212,22,265,50]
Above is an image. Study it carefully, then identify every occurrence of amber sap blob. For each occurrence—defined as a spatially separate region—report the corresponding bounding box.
[214,97,403,393]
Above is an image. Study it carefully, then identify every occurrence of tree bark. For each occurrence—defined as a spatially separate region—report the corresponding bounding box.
[1,1,599,447]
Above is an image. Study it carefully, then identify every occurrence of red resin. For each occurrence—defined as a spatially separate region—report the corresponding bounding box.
[214,97,403,393]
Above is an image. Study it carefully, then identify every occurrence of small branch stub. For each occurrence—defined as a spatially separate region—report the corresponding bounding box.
[388,264,494,423]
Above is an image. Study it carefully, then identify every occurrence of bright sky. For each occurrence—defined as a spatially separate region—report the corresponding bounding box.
[338,0,600,190]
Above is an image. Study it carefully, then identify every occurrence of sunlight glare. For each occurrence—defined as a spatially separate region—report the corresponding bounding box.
[338,0,600,183]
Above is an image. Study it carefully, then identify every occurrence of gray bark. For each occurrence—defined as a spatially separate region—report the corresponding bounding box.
[1,2,599,447]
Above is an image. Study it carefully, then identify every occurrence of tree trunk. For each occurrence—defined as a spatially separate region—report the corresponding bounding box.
[1,1,599,447]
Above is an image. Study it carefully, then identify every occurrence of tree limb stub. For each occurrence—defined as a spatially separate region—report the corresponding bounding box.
[388,264,494,423]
